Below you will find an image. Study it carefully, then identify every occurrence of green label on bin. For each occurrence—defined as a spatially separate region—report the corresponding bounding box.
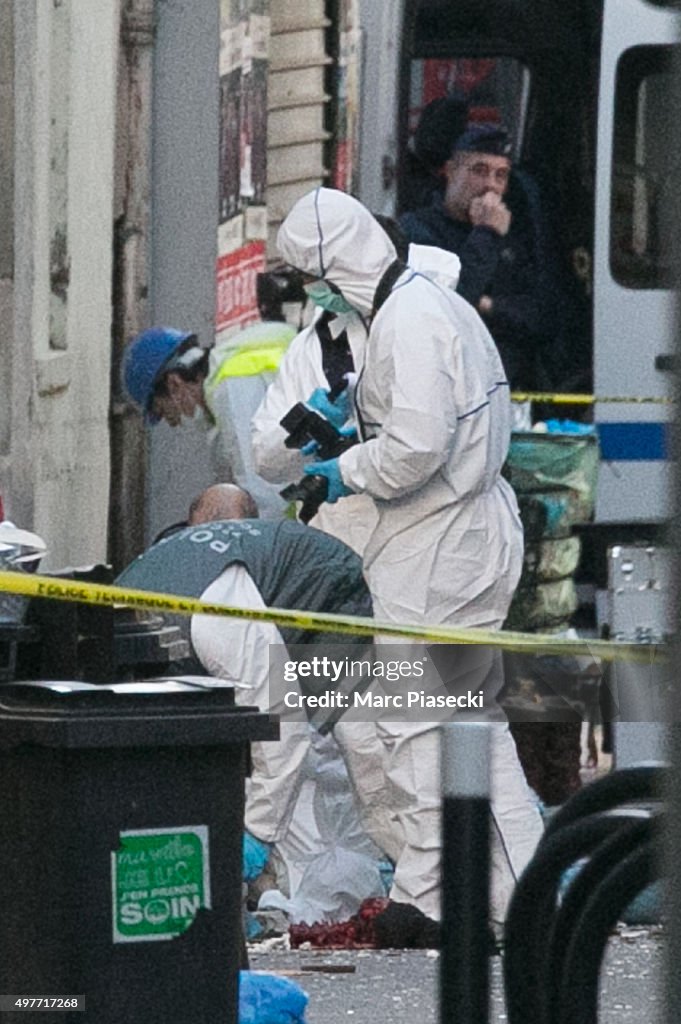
[111,826,211,943]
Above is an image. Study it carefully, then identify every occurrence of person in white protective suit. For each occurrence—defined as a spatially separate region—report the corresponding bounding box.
[276,187,544,935]
[115,485,402,894]
[189,488,400,905]
[251,231,462,555]
[252,304,376,554]
[250,233,464,901]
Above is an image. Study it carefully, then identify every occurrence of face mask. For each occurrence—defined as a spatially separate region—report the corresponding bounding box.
[304,280,356,315]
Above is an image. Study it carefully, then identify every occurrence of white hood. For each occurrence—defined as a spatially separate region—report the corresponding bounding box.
[277,188,397,316]
[407,243,461,291]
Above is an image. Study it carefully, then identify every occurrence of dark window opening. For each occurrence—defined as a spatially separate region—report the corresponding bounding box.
[611,45,677,289]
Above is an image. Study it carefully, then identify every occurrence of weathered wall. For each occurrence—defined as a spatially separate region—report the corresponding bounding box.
[4,0,120,567]
[0,1,16,485]
[267,0,331,257]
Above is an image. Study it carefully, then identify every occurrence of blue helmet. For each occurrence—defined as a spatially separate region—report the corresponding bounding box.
[122,327,195,422]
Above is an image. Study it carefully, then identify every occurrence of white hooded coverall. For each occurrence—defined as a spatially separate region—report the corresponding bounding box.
[250,242,467,860]
[191,564,399,867]
[251,244,463,554]
[277,187,544,929]
[251,309,378,555]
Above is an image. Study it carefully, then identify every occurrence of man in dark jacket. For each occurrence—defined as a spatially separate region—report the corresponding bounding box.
[400,123,548,389]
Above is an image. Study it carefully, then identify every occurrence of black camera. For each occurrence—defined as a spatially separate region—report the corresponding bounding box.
[279,386,357,523]
[256,268,307,322]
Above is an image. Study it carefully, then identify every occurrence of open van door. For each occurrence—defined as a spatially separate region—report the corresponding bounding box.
[389,0,599,392]
[594,0,680,524]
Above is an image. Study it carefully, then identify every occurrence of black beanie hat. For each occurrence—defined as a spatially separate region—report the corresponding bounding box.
[413,95,469,171]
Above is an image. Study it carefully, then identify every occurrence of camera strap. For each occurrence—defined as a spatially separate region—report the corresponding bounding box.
[372,259,408,318]
[315,312,354,392]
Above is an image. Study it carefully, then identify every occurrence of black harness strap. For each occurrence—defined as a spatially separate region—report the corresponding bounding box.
[372,259,408,317]
[315,311,354,391]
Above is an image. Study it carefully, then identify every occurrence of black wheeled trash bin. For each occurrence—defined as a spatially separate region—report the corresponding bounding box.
[0,678,278,1024]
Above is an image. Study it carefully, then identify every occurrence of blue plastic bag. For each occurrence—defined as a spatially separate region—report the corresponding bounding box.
[544,419,596,435]
[239,971,309,1024]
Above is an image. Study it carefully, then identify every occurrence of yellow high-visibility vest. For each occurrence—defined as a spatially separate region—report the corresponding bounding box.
[205,322,296,401]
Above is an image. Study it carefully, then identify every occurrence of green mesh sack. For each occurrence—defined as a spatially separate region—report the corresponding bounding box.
[505,578,578,632]
[505,432,599,517]
[522,535,582,585]
[518,490,596,541]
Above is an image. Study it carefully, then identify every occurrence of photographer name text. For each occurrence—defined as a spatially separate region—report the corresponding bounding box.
[283,690,485,710]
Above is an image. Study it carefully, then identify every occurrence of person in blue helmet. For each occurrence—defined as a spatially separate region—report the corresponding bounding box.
[122,319,298,519]
[123,326,205,426]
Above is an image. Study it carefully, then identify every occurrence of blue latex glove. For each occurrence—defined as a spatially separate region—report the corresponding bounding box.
[305,387,350,430]
[301,425,357,460]
[244,910,264,942]
[243,832,271,882]
[303,457,354,504]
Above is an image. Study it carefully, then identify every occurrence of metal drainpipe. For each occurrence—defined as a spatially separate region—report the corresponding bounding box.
[108,0,155,572]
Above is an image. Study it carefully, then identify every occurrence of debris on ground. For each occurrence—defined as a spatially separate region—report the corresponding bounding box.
[289,898,440,950]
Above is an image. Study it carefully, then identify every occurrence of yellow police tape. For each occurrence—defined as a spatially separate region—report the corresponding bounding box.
[511,392,674,405]
[0,570,663,664]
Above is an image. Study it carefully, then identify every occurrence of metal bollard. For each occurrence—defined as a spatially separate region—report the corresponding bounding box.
[440,723,490,1024]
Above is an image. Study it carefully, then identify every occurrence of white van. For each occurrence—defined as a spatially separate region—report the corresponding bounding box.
[357,0,679,533]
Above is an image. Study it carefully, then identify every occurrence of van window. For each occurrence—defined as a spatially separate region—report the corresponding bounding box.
[408,56,530,159]
[611,45,676,289]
